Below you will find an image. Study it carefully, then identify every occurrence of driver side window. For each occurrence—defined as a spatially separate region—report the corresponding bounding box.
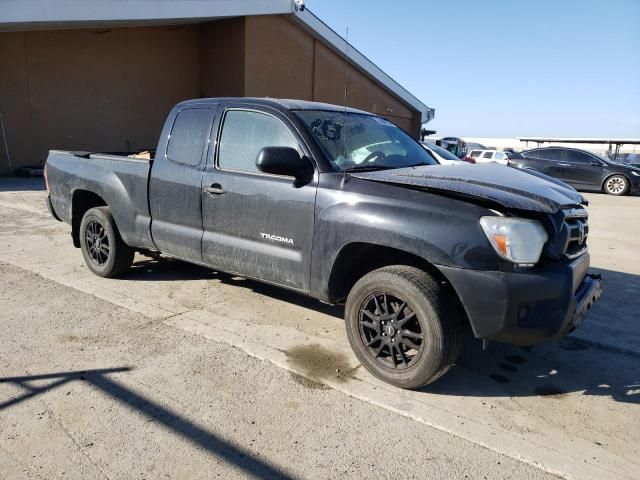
[218,110,299,173]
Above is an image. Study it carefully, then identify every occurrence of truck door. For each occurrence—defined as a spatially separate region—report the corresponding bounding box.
[200,107,317,292]
[149,105,216,261]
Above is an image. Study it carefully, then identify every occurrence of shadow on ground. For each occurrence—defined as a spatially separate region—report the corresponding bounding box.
[124,258,639,404]
[0,368,294,479]
[426,335,639,404]
[0,176,46,192]
[127,257,344,318]
[425,265,639,403]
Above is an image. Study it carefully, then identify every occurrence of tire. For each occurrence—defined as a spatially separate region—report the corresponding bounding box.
[80,207,134,278]
[603,175,629,196]
[344,265,463,389]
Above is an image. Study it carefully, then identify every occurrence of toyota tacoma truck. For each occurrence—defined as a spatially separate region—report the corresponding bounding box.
[45,98,602,389]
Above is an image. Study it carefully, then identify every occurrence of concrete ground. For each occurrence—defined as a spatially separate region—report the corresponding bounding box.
[0,177,638,479]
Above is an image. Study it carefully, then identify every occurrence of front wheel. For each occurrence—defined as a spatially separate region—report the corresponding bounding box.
[603,175,629,195]
[80,207,134,278]
[344,266,462,389]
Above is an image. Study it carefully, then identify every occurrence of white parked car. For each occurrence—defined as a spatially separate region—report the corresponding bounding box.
[421,142,466,165]
[470,150,509,166]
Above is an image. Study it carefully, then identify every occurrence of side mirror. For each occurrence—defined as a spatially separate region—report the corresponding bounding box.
[256,147,313,180]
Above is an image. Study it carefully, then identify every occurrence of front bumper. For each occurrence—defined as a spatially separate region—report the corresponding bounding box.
[438,253,603,345]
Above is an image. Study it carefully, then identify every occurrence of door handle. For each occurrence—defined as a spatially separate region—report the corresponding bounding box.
[204,184,226,195]
[558,162,571,167]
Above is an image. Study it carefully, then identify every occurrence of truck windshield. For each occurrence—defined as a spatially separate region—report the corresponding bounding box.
[294,110,437,172]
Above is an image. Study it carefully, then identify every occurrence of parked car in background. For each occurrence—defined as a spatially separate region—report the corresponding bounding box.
[504,151,524,162]
[421,142,467,165]
[468,149,483,161]
[465,142,487,152]
[511,147,640,195]
[626,154,640,168]
[473,150,509,166]
[438,137,467,158]
[612,153,640,168]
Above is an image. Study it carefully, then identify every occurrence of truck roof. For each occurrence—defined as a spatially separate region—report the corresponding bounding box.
[176,97,372,116]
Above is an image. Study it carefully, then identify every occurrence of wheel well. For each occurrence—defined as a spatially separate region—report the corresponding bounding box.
[71,190,107,247]
[328,243,446,303]
[328,244,470,329]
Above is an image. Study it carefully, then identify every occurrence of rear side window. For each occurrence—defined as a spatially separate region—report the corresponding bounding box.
[525,149,561,161]
[166,108,212,166]
[537,149,563,161]
[482,151,493,159]
[218,110,298,173]
[566,150,594,164]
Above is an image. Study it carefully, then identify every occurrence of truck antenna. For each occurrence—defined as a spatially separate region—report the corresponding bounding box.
[341,26,349,184]
[344,27,349,113]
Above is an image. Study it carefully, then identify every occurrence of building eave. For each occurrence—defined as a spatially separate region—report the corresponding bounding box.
[0,0,296,32]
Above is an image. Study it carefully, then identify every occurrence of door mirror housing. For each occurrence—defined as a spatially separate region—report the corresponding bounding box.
[256,147,313,180]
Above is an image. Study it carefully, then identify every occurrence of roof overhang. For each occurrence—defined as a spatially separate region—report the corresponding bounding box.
[0,0,295,30]
[0,0,434,123]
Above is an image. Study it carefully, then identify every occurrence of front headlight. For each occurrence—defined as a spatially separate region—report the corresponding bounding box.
[479,216,548,265]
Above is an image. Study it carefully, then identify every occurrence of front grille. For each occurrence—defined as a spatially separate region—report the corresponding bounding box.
[563,208,589,259]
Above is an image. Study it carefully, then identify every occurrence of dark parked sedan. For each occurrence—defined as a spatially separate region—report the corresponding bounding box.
[511,147,640,195]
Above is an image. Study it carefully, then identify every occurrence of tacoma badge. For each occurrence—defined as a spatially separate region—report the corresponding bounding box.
[260,233,294,245]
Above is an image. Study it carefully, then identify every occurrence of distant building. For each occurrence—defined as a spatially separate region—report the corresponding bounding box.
[0,0,433,173]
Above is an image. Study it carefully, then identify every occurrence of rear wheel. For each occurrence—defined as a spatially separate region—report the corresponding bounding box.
[80,207,134,277]
[344,266,463,389]
[603,175,629,195]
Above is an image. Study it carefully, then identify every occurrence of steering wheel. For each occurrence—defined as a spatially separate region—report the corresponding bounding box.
[363,151,386,164]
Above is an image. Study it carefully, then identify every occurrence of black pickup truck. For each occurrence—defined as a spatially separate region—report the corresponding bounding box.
[45,98,602,388]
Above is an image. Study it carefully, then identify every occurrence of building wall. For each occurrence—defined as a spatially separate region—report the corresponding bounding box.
[0,32,33,171]
[200,18,245,98]
[244,15,314,100]
[0,15,422,173]
[0,25,200,173]
[244,15,420,135]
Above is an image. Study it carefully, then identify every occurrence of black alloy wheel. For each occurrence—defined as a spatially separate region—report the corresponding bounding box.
[345,265,463,389]
[79,207,134,278]
[358,292,424,369]
[84,219,110,266]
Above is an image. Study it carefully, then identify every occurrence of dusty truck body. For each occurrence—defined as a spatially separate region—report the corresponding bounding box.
[45,98,602,388]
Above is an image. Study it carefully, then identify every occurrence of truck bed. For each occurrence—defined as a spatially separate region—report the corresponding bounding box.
[68,150,156,161]
[46,150,156,250]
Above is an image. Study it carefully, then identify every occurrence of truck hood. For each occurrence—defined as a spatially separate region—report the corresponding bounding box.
[351,163,584,214]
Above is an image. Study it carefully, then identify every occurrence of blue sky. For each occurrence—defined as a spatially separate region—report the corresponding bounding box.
[305,0,640,138]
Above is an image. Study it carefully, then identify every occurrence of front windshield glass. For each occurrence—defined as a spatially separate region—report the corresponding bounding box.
[423,142,462,161]
[294,110,438,172]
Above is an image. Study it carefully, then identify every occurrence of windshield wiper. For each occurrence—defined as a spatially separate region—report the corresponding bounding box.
[341,165,395,173]
[403,162,432,168]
